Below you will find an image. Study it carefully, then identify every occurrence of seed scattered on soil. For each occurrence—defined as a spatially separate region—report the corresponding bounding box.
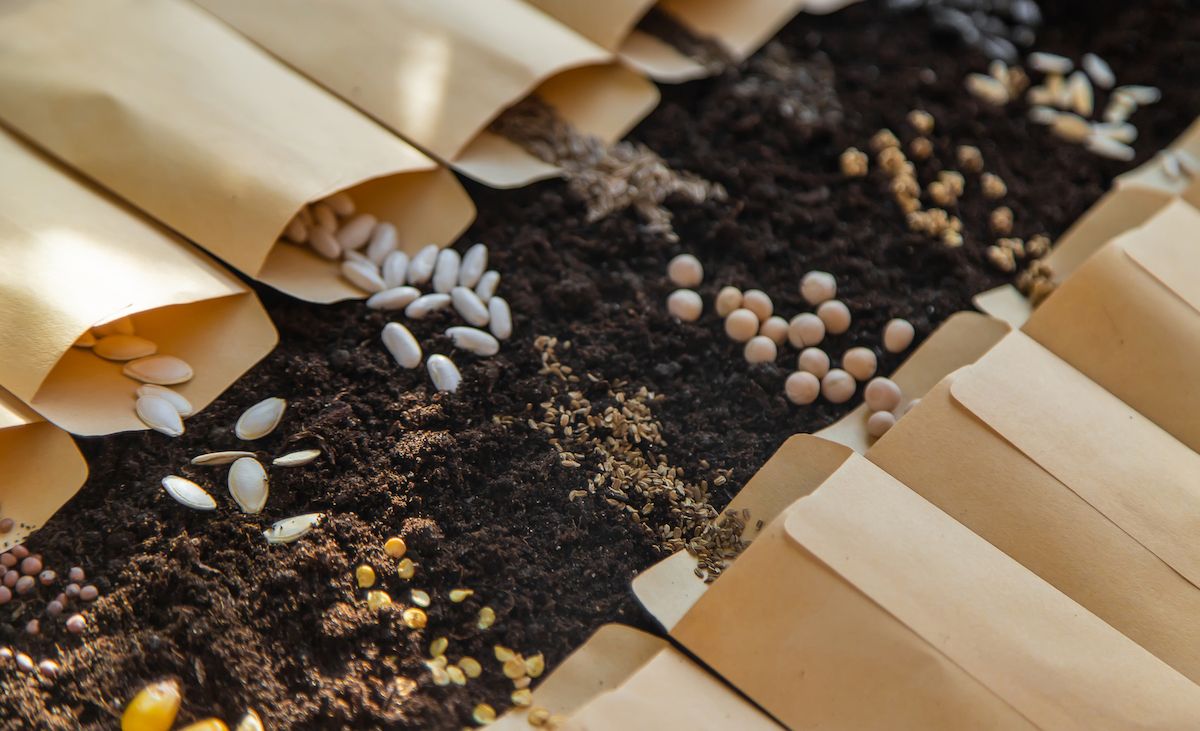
[191,451,255,466]
[426,354,463,393]
[397,558,416,580]
[759,316,789,346]
[16,576,35,595]
[433,248,462,295]
[512,689,533,707]
[403,608,427,628]
[356,565,376,589]
[714,286,743,317]
[430,637,448,657]
[666,254,704,288]
[234,711,264,731]
[410,589,431,607]
[446,665,467,685]
[451,286,491,327]
[406,293,453,320]
[868,410,898,438]
[93,335,157,362]
[161,476,217,511]
[741,289,773,321]
[842,347,878,381]
[488,297,513,340]
[272,448,321,467]
[1028,51,1073,74]
[798,347,831,378]
[1085,134,1135,161]
[839,147,868,177]
[407,244,439,285]
[382,322,422,369]
[80,585,99,601]
[965,73,1010,105]
[787,314,824,348]
[384,537,406,559]
[724,309,759,342]
[864,378,902,412]
[121,680,181,731]
[1118,85,1161,105]
[883,319,915,353]
[908,109,935,135]
[234,398,287,441]
[228,458,269,514]
[799,271,836,305]
[666,289,703,322]
[502,657,526,679]
[446,326,501,357]
[816,300,851,334]
[341,259,386,294]
[473,704,497,725]
[459,657,482,678]
[956,145,983,173]
[37,660,58,678]
[136,396,185,437]
[449,589,473,603]
[494,645,515,662]
[68,567,84,582]
[821,369,856,404]
[16,653,33,673]
[477,606,496,629]
[0,554,12,568]
[47,599,63,615]
[67,614,86,633]
[263,514,323,544]
[136,385,194,417]
[743,336,777,364]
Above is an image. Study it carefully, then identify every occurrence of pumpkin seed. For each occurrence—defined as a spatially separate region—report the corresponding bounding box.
[459,657,482,678]
[446,665,467,685]
[192,451,255,466]
[426,355,462,393]
[228,457,269,514]
[235,398,286,440]
[123,355,194,385]
[162,475,216,510]
[136,396,184,437]
[73,331,96,348]
[459,244,488,288]
[93,335,157,361]
[396,558,416,579]
[272,449,321,468]
[382,322,422,369]
[136,384,193,417]
[263,513,323,544]
[403,608,427,628]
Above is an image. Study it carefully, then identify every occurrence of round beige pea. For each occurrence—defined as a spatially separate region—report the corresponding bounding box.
[667,289,702,322]
[724,309,759,343]
[742,290,773,322]
[817,300,851,334]
[759,316,789,346]
[798,348,830,378]
[821,369,856,403]
[715,286,743,317]
[863,377,902,412]
[667,254,703,288]
[800,271,836,305]
[867,410,897,438]
[743,336,777,364]
[842,347,877,381]
[785,371,820,405]
[883,318,915,353]
[788,314,824,348]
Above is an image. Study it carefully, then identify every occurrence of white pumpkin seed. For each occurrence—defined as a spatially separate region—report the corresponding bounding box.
[382,251,409,289]
[73,331,96,348]
[91,316,135,337]
[1163,151,1182,180]
[235,397,286,440]
[161,475,216,510]
[273,449,322,467]
[382,322,422,369]
[229,457,269,514]
[488,297,512,340]
[366,222,399,266]
[308,227,341,259]
[450,287,489,327]
[341,259,385,294]
[1027,106,1059,125]
[1091,121,1137,144]
[337,213,378,251]
[367,286,421,311]
[427,355,462,393]
[191,451,255,466]
[1085,134,1136,161]
[446,327,499,357]
[965,73,1009,105]
[123,355,194,385]
[432,248,461,294]
[405,293,452,320]
[136,395,184,437]
[458,244,488,288]
[1027,52,1073,74]
[342,249,372,266]
[136,384,193,417]
[407,244,439,285]
[1081,53,1115,89]
[1174,149,1200,176]
[474,270,500,302]
[264,513,323,544]
[1116,85,1161,105]
[1066,70,1093,117]
[1050,112,1092,142]
[93,335,157,361]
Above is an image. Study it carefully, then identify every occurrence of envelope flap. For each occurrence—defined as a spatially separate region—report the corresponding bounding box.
[1118,198,1200,315]
[1041,186,1172,282]
[785,454,1200,730]
[949,331,1200,592]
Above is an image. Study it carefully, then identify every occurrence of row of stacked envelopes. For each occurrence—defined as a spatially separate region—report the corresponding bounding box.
[493,116,1200,729]
[0,0,853,548]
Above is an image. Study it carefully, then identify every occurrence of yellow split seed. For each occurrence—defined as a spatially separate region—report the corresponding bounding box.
[512,689,533,707]
[366,591,392,611]
[403,608,427,628]
[356,565,376,588]
[459,656,482,678]
[503,657,527,679]
[477,607,496,629]
[449,589,473,603]
[528,708,551,727]
[525,654,545,678]
[430,637,448,657]
[384,537,407,558]
[177,720,228,731]
[410,589,431,608]
[513,676,531,689]
[121,680,181,731]
[494,645,515,662]
[446,665,466,685]
[472,704,497,725]
[396,558,416,580]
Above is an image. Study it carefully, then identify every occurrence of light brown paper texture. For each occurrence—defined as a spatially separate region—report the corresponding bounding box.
[193,0,660,190]
[972,284,1032,328]
[0,387,88,552]
[673,454,1200,730]
[868,333,1200,684]
[1023,199,1200,454]
[0,0,474,303]
[0,127,277,436]
[632,311,1010,629]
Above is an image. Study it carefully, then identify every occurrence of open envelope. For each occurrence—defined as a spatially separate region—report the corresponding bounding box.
[868,330,1200,685]
[0,0,474,303]
[192,0,661,190]
[1022,199,1200,454]
[0,126,277,436]
[633,310,1010,629]
[0,388,88,551]
[671,451,1200,730]
[492,624,784,731]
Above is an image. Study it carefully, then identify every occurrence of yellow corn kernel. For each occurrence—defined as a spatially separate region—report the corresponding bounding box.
[472,704,497,725]
[356,565,376,588]
[396,558,416,580]
[459,656,482,678]
[384,537,407,558]
[494,645,515,662]
[403,608,427,629]
[525,653,545,678]
[527,708,551,727]
[430,637,448,658]
[512,689,533,707]
[366,591,392,611]
[447,665,466,685]
[234,710,264,731]
[121,680,181,731]
[503,657,527,679]
[177,720,229,731]
[477,606,496,629]
[410,589,431,608]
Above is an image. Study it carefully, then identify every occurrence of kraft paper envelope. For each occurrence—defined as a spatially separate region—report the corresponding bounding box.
[0,387,88,551]
[0,0,474,303]
[658,0,863,62]
[632,311,1010,629]
[193,0,661,190]
[672,454,1200,730]
[492,624,785,731]
[973,284,1033,328]
[1023,199,1200,455]
[867,333,1200,684]
[0,127,277,436]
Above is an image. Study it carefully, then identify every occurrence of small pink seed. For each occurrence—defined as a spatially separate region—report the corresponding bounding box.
[0,553,14,568]
[16,575,35,594]
[0,647,11,660]
[0,586,10,604]
[65,583,80,597]
[55,593,67,605]
[39,570,55,586]
[80,585,98,601]
[16,653,32,672]
[66,614,86,634]
[3,571,18,588]
[68,567,84,582]
[47,601,64,616]
[10,545,28,560]
[20,556,41,575]
[37,660,58,678]
[25,619,39,635]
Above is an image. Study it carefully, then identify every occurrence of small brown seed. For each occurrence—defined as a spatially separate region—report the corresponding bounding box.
[981,173,1007,199]
[0,554,12,568]
[16,576,35,595]
[987,245,1017,273]
[957,145,983,173]
[869,129,899,153]
[39,570,55,586]
[909,137,932,160]
[714,286,743,317]
[66,615,86,633]
[839,147,868,177]
[446,665,466,685]
[25,619,38,634]
[821,369,856,404]
[0,519,12,534]
[21,556,42,575]
[907,110,934,136]
[991,206,1014,235]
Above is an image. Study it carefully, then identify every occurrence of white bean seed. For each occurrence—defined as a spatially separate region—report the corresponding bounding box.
[342,259,386,294]
[405,293,452,319]
[433,249,461,294]
[124,356,194,385]
[800,271,836,305]
[742,290,773,322]
[474,271,501,302]
[337,214,377,251]
[864,377,902,412]
[407,245,439,285]
[308,227,341,259]
[488,297,513,340]
[382,251,410,289]
[136,385,193,417]
[367,286,422,311]
[427,355,462,393]
[459,244,488,288]
[366,223,400,266]
[867,410,896,438]
[1027,105,1059,125]
[816,300,851,334]
[446,327,499,357]
[1116,85,1161,105]
[785,371,821,405]
[798,347,830,378]
[284,218,308,244]
[744,336,777,364]
[715,286,743,317]
[821,369,855,403]
[724,309,759,343]
[1066,70,1094,117]
[842,347,877,381]
[1085,134,1135,161]
[343,249,371,266]
[313,202,338,232]
[322,191,356,217]
[788,314,825,348]
[759,316,789,346]
[451,287,489,327]
[667,254,703,288]
[382,322,422,369]
[965,73,1009,105]
[229,457,269,514]
[1092,122,1137,144]
[1027,52,1073,74]
[235,398,287,440]
[66,615,86,634]
[1050,112,1092,142]
[883,318,915,353]
[93,335,157,361]
[1081,53,1115,89]
[667,290,703,322]
[135,396,184,437]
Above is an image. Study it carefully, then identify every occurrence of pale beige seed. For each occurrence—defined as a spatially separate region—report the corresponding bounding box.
[513,689,534,707]
[312,202,338,232]
[991,207,1014,236]
[403,608,427,628]
[459,657,482,678]
[272,449,321,468]
[821,369,855,404]
[384,537,407,559]
[525,654,545,678]
[1027,105,1059,125]
[981,173,1007,200]
[839,147,868,177]
[124,355,194,386]
[667,254,703,288]
[235,398,286,440]
[744,336,777,365]
[192,451,254,466]
[785,371,820,405]
[308,227,341,259]
[1050,112,1091,143]
[666,289,703,322]
[136,384,193,417]
[907,110,934,136]
[1103,95,1136,124]
[411,589,431,607]
[161,475,216,510]
[94,335,157,361]
[489,297,513,340]
[869,129,899,153]
[909,137,932,160]
[474,270,501,302]
[429,664,451,686]
[356,565,376,588]
[472,704,496,725]
[842,347,878,381]
[1117,85,1161,105]
[449,589,473,602]
[234,710,265,731]
[1027,52,1073,74]
[430,637,448,657]
[367,590,392,611]
[724,309,759,343]
[263,513,323,544]
[477,606,496,629]
[229,457,269,514]
[528,708,552,727]
[341,259,385,294]
[503,657,527,679]
[1092,122,1137,144]
[446,665,466,685]
[988,245,1017,272]
[788,314,825,349]
[883,319,915,353]
[800,271,836,305]
[798,347,830,378]
[136,396,184,437]
[741,290,772,322]
[382,322,422,369]
[432,248,462,295]
[283,218,308,244]
[956,145,983,173]
[759,316,789,346]
[867,410,897,438]
[494,645,516,662]
[965,73,1009,106]
[397,558,416,579]
[323,191,356,217]
[816,300,851,335]
[715,287,743,317]
[864,377,902,412]
[337,214,378,251]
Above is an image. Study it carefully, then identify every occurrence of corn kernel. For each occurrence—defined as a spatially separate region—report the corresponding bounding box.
[449,589,473,603]
[430,637,448,657]
[121,680,181,731]
[403,608,427,629]
[366,591,392,611]
[512,689,533,707]
[513,676,531,689]
[410,589,431,608]
[503,657,527,679]
[494,645,515,662]
[525,654,545,678]
[444,664,465,685]
[234,710,263,731]
[383,537,407,558]
[356,565,376,588]
[429,664,450,686]
[177,720,229,731]
[396,558,415,580]
[546,716,567,730]
[473,704,497,725]
[477,606,496,629]
[459,657,482,678]
[528,708,551,727]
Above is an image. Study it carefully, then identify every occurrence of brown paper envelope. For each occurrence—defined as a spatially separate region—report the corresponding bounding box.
[632,311,1010,630]
[1024,200,1200,454]
[0,0,473,303]
[0,127,277,436]
[0,387,88,551]
[617,31,710,84]
[674,454,1200,729]
[868,369,1200,683]
[659,0,861,62]
[973,284,1032,328]
[522,0,659,52]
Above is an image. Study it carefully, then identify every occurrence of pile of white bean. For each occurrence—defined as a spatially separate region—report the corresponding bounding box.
[664,254,916,421]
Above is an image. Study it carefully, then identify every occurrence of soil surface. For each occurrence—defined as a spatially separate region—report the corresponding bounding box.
[3,1,1199,729]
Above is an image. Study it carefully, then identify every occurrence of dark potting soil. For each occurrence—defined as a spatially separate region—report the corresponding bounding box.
[4,1,1199,729]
